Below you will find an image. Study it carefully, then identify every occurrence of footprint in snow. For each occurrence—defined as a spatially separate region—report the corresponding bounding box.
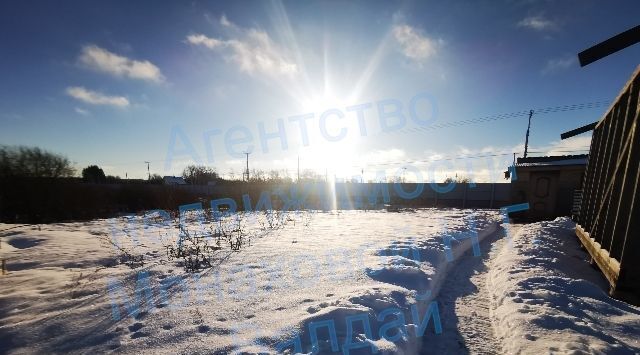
[128,322,145,332]
[130,331,150,339]
[135,311,148,320]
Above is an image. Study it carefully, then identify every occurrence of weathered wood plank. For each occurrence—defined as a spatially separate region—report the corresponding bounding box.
[576,225,620,289]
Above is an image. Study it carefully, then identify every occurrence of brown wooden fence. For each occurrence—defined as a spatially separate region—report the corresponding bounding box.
[576,65,640,304]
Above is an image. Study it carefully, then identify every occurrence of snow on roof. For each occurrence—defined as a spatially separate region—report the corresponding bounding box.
[516,154,588,167]
[517,158,588,167]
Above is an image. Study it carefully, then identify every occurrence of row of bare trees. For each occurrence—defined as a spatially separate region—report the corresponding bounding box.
[0,146,75,178]
[182,165,328,184]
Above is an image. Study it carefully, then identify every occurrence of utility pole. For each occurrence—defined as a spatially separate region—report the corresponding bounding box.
[243,152,250,182]
[523,110,534,158]
[144,161,150,180]
[297,155,300,182]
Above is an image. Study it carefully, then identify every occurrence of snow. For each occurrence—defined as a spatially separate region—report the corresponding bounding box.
[1,212,639,354]
[0,209,497,354]
[516,158,588,167]
[488,217,640,354]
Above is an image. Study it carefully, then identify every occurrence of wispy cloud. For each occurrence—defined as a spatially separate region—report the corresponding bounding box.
[78,45,164,83]
[66,86,129,108]
[186,16,298,77]
[186,34,224,49]
[517,15,557,31]
[392,24,440,62]
[220,14,232,27]
[74,107,90,116]
[541,55,576,74]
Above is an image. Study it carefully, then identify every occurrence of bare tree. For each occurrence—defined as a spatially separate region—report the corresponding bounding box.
[443,175,471,184]
[249,168,265,182]
[0,146,75,178]
[300,169,323,182]
[182,165,219,185]
[268,169,281,181]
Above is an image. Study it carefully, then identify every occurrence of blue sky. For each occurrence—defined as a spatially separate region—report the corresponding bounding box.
[1,0,638,182]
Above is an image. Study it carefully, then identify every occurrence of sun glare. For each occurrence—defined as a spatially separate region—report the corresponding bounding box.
[297,93,363,180]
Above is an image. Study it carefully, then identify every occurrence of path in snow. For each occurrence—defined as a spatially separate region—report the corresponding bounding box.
[420,225,519,354]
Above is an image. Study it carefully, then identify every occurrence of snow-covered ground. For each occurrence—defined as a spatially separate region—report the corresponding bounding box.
[1,211,639,354]
[488,217,640,354]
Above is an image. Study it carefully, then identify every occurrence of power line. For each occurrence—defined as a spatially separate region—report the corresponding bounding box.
[74,100,607,171]
[355,152,515,168]
[399,100,609,135]
[347,148,593,169]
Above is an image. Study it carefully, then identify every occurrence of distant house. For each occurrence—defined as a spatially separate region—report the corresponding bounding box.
[506,154,588,220]
[163,176,187,185]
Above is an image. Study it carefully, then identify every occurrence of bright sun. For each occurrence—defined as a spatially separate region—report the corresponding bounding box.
[297,94,362,180]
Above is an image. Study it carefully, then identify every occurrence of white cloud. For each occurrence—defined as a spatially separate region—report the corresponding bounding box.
[186,16,298,77]
[74,107,90,116]
[517,16,557,31]
[541,55,576,74]
[78,45,164,83]
[66,87,129,108]
[392,24,439,61]
[545,135,592,156]
[227,30,298,75]
[186,34,224,49]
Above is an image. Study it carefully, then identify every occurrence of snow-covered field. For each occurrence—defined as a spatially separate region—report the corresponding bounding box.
[1,211,639,354]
